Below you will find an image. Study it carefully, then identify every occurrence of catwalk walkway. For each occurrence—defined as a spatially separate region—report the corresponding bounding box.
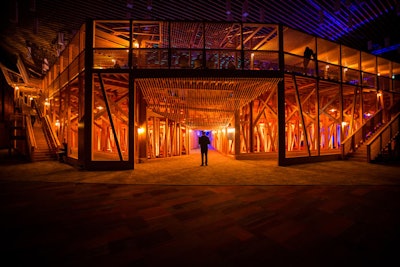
[1,149,400,266]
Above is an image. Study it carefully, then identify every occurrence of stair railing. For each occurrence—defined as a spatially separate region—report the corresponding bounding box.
[341,109,383,158]
[366,112,400,162]
[42,115,61,151]
[32,99,61,153]
[25,114,37,161]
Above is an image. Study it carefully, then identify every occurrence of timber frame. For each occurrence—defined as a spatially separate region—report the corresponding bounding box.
[27,19,400,170]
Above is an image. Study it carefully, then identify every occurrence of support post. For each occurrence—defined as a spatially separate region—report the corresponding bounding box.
[234,110,240,155]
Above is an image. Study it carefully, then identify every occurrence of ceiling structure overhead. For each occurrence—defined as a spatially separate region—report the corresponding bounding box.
[137,77,281,129]
[0,0,399,80]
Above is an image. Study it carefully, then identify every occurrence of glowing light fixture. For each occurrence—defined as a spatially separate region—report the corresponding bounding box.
[226,0,232,17]
[242,0,249,18]
[126,0,133,9]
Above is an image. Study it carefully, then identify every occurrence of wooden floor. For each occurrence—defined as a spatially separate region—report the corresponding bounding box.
[1,150,400,266]
[2,183,400,266]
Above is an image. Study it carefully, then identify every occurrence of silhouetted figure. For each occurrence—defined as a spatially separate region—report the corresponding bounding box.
[303,46,315,73]
[114,61,121,69]
[198,131,210,166]
[206,55,216,69]
[193,55,202,69]
[30,108,37,126]
[59,140,68,162]
[179,53,189,68]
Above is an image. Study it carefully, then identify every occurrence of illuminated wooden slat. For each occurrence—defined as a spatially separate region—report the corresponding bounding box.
[136,77,281,129]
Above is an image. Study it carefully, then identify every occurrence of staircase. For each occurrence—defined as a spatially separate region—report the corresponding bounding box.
[374,134,400,162]
[346,143,369,162]
[31,121,57,162]
[366,112,400,163]
[344,110,400,163]
[345,119,385,162]
[345,124,384,162]
[342,108,386,162]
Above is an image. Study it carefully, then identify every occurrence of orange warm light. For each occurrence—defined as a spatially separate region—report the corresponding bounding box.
[227,127,235,134]
[137,77,281,129]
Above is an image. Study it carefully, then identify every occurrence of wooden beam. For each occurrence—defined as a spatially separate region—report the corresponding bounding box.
[293,74,311,156]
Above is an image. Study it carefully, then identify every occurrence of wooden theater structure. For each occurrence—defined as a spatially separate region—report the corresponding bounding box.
[6,20,400,170]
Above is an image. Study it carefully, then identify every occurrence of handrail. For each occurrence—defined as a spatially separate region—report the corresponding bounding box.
[32,98,61,152]
[32,98,43,119]
[366,112,400,162]
[42,115,61,150]
[387,100,400,121]
[25,114,37,160]
[341,109,383,158]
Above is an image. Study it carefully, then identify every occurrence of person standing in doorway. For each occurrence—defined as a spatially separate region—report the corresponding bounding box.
[199,131,210,166]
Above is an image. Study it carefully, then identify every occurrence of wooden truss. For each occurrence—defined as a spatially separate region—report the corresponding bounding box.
[137,77,281,129]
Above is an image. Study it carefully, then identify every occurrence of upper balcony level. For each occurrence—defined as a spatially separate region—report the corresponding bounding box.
[43,20,400,93]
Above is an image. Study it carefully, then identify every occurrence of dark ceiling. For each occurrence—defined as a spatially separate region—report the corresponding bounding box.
[1,0,400,78]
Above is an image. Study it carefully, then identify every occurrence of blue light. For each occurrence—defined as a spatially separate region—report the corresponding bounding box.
[308,0,393,41]
[371,43,400,55]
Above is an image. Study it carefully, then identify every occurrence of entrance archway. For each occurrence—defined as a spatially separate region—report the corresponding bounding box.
[135,76,281,160]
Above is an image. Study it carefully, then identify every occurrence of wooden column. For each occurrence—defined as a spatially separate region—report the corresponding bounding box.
[164,118,169,157]
[234,110,240,155]
[277,80,286,165]
[138,89,147,161]
[66,89,71,154]
[249,101,254,152]
[277,24,286,166]
[316,80,320,156]
[82,19,93,168]
[186,128,190,155]
[155,118,159,157]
